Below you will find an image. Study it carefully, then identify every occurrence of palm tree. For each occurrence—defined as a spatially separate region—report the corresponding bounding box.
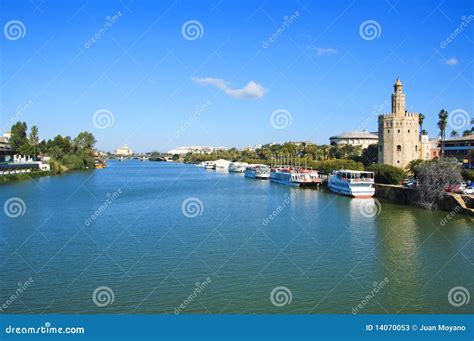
[29,125,39,161]
[450,130,459,138]
[437,109,448,158]
[463,130,473,136]
[418,113,425,135]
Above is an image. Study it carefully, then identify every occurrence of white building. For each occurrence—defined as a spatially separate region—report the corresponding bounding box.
[167,146,228,155]
[115,144,133,156]
[329,131,379,148]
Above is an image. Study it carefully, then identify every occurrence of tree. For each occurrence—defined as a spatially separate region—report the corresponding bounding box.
[437,109,448,158]
[462,130,472,137]
[353,144,378,167]
[74,132,96,151]
[367,164,406,185]
[419,113,425,135]
[450,130,459,138]
[29,125,39,160]
[406,159,425,178]
[415,160,462,209]
[9,121,28,152]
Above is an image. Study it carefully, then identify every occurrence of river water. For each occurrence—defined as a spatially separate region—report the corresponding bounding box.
[1,161,472,314]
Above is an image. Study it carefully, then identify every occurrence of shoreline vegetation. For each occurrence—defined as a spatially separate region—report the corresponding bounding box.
[2,121,97,184]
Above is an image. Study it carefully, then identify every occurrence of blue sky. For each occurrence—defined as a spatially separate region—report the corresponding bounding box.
[1,0,472,152]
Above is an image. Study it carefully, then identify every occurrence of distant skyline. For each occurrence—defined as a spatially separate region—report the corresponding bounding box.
[1,0,473,152]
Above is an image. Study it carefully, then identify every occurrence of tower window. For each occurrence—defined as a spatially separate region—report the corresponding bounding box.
[408,129,410,133]
[398,129,400,133]
[387,130,390,133]
[397,145,402,152]
[415,145,418,152]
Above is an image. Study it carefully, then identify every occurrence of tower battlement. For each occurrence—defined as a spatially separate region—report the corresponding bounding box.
[378,79,421,168]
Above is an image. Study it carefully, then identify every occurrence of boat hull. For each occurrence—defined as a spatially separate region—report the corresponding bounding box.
[328,183,375,198]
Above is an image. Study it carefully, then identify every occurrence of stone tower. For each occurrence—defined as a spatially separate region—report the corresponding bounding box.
[378,78,421,168]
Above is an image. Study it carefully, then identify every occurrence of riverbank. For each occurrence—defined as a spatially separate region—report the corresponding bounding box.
[374,183,474,216]
[0,171,52,185]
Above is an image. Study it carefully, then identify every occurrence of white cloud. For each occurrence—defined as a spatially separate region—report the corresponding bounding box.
[192,77,267,99]
[315,47,338,57]
[444,57,459,66]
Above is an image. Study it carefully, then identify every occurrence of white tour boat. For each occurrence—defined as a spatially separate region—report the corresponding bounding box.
[328,170,375,198]
[229,162,248,173]
[204,161,216,170]
[270,167,322,187]
[244,164,270,179]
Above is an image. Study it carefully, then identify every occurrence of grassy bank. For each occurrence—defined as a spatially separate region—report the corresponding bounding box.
[0,171,52,185]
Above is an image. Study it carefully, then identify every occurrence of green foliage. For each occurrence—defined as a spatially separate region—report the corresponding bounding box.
[461,169,474,182]
[406,159,425,178]
[10,121,29,151]
[353,144,378,167]
[367,164,406,185]
[0,171,51,184]
[312,159,364,174]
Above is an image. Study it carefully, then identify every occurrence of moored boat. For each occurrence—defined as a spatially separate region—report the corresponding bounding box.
[328,170,375,198]
[244,164,270,179]
[204,161,216,170]
[229,162,248,173]
[270,167,321,187]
